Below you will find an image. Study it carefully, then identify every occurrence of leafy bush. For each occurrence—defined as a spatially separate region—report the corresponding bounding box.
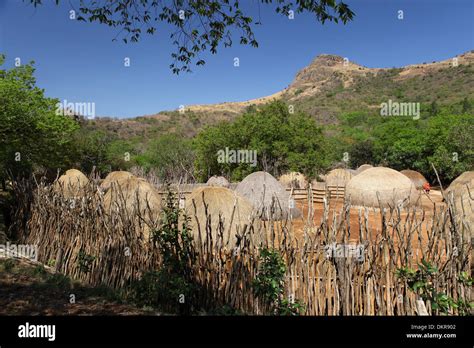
[130,187,197,314]
[396,259,473,315]
[194,101,327,181]
[253,248,305,315]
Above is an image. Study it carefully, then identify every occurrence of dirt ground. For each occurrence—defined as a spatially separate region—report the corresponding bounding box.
[290,190,446,246]
[0,258,156,315]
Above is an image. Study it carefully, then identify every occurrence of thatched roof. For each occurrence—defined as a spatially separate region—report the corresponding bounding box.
[446,171,474,237]
[103,177,162,240]
[104,177,161,213]
[235,171,302,220]
[345,167,418,208]
[185,187,258,248]
[400,169,428,189]
[357,164,373,174]
[446,171,474,196]
[325,168,354,188]
[54,169,89,198]
[207,175,230,188]
[279,172,308,189]
[101,171,135,191]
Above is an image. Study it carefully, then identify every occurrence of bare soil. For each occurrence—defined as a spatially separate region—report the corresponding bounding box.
[0,258,156,316]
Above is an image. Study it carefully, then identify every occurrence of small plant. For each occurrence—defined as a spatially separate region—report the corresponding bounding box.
[1,258,15,272]
[77,250,95,274]
[253,248,305,315]
[31,264,48,277]
[131,186,197,314]
[396,259,473,315]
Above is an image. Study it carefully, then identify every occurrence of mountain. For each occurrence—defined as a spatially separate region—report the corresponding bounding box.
[88,51,474,138]
[181,51,473,124]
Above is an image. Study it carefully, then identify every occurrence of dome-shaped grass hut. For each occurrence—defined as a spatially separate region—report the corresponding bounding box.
[446,171,474,197]
[357,164,373,174]
[235,171,301,220]
[185,186,258,248]
[103,177,161,240]
[206,175,230,188]
[100,171,135,191]
[278,172,308,189]
[325,168,354,187]
[345,167,418,208]
[54,169,89,198]
[400,169,428,190]
[446,172,474,235]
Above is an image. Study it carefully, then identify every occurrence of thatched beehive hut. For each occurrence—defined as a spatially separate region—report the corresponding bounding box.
[279,172,308,189]
[206,175,230,188]
[54,169,89,198]
[345,167,418,208]
[400,169,428,190]
[446,171,474,236]
[324,168,354,199]
[185,186,258,248]
[100,171,135,191]
[446,171,474,196]
[357,164,373,174]
[325,168,354,188]
[103,177,162,240]
[235,171,301,220]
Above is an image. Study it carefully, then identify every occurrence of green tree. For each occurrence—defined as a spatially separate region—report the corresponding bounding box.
[0,55,79,179]
[139,134,195,182]
[74,129,114,174]
[193,101,327,181]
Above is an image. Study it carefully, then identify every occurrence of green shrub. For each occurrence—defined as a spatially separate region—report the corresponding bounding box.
[253,248,305,315]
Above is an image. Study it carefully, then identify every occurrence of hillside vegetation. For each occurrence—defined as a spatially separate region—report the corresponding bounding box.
[1,52,473,185]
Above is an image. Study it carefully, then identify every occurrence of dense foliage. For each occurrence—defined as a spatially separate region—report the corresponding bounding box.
[333,106,474,184]
[0,56,79,180]
[193,101,328,181]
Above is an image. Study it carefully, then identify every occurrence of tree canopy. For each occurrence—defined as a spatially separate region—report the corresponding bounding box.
[193,101,327,181]
[0,55,79,179]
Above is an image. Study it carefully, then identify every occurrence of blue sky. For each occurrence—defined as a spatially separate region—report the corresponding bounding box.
[0,0,473,118]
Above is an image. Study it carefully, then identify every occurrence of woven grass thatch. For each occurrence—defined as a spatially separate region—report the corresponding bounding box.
[185,186,258,248]
[53,169,89,198]
[446,172,474,236]
[235,171,301,220]
[446,171,474,196]
[357,164,373,174]
[103,177,161,240]
[400,169,428,190]
[345,167,418,208]
[100,171,135,191]
[279,172,308,189]
[206,175,230,188]
[325,168,354,188]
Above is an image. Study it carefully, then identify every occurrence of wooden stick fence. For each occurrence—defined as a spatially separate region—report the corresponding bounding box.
[8,177,472,315]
